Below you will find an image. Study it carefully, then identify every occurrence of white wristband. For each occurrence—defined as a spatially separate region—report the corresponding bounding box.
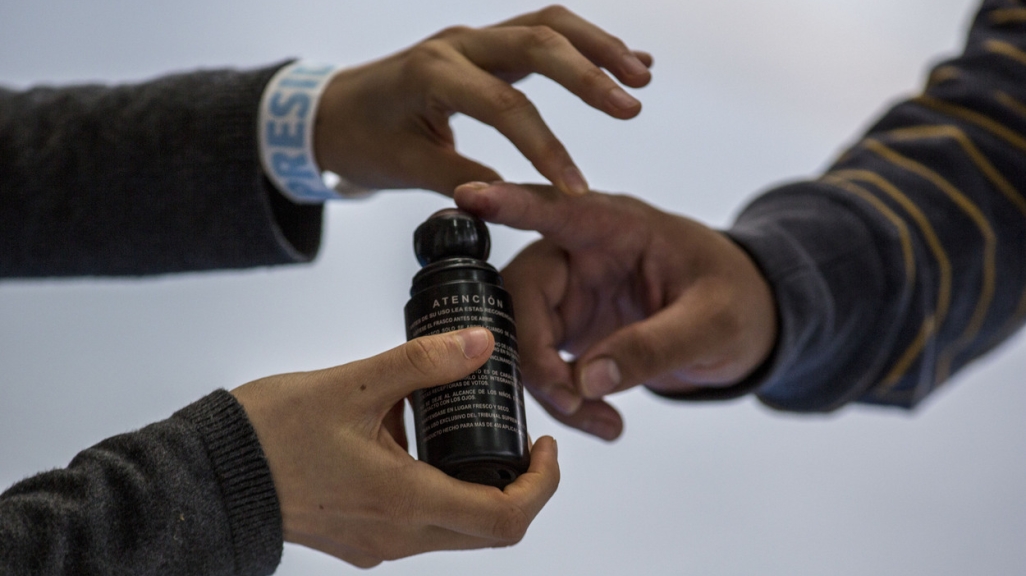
[258,61,374,203]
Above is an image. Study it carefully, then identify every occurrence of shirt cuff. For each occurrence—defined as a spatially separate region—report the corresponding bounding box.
[258,61,375,203]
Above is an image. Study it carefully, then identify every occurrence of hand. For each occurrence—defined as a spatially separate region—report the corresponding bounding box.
[231,327,559,568]
[454,183,777,441]
[314,5,652,196]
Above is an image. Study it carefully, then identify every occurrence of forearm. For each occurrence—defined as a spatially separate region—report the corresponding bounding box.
[0,64,322,278]
[0,390,282,576]
[731,0,1026,411]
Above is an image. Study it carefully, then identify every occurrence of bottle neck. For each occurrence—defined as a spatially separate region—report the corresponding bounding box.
[411,258,502,296]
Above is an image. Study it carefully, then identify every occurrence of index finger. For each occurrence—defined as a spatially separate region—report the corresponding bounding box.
[496,5,653,88]
[451,26,643,121]
[455,181,629,250]
[407,436,561,541]
[427,57,588,196]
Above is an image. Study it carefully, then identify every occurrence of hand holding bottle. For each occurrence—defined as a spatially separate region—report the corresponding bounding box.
[231,327,559,568]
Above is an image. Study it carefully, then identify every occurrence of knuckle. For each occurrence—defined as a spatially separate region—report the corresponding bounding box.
[608,33,629,51]
[607,194,655,226]
[351,556,383,570]
[491,505,531,543]
[537,4,572,21]
[489,86,534,119]
[535,137,568,163]
[406,40,454,72]
[529,380,562,404]
[433,24,473,40]
[621,326,666,377]
[579,66,611,92]
[402,337,447,377]
[374,546,406,563]
[340,528,386,563]
[524,25,566,50]
[608,193,648,211]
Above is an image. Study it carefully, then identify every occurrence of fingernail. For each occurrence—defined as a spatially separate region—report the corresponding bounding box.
[546,385,583,415]
[607,87,639,111]
[457,328,491,359]
[561,166,589,196]
[580,358,621,399]
[582,418,619,441]
[623,54,649,76]
[551,437,558,457]
[457,181,490,191]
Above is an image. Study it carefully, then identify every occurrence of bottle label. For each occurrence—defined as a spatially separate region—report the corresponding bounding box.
[405,282,528,461]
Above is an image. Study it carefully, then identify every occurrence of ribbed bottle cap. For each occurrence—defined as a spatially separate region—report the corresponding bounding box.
[413,208,491,266]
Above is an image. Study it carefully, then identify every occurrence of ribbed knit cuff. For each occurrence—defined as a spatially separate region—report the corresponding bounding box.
[197,61,325,267]
[648,350,772,403]
[722,182,896,412]
[174,390,283,576]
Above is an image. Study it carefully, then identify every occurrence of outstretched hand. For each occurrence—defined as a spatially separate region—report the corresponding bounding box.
[455,183,777,440]
[314,5,652,196]
[231,327,559,568]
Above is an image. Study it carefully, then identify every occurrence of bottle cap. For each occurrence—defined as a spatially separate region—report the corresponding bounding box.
[413,208,491,266]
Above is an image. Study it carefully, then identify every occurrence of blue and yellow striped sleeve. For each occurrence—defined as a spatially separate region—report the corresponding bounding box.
[727,0,1026,411]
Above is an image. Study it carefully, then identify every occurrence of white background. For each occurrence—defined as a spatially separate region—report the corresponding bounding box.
[2,0,1025,574]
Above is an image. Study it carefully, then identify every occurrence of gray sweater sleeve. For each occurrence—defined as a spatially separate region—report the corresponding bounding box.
[679,0,1026,412]
[0,64,333,573]
[0,390,284,575]
[0,63,323,277]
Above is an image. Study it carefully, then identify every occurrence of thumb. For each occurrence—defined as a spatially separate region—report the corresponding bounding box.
[573,303,715,399]
[406,145,501,197]
[354,327,495,408]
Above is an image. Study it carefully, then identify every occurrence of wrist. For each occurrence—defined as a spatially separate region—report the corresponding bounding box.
[258,61,374,202]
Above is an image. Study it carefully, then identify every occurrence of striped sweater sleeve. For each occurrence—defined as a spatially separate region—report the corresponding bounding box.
[726,0,1026,411]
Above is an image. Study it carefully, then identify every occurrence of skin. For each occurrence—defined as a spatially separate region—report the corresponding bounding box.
[454,182,778,441]
[230,8,646,567]
[232,328,559,568]
[314,5,653,197]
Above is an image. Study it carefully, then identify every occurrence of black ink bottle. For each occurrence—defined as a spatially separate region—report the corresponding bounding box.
[404,208,530,488]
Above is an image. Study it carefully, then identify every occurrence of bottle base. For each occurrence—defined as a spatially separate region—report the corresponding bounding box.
[447,461,523,489]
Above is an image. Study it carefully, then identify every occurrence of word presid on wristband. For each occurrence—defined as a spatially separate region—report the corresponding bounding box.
[258,62,373,203]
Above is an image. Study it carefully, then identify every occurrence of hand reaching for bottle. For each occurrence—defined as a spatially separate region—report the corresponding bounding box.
[455,183,778,440]
[314,5,652,196]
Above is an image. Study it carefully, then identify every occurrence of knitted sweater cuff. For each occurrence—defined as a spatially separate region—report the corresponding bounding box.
[174,390,283,576]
